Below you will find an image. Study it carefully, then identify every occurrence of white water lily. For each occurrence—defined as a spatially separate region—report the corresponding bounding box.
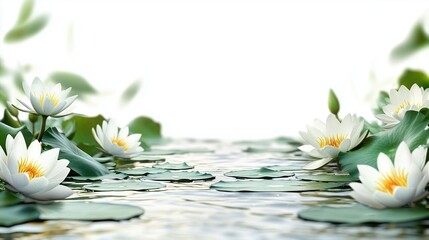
[0,132,73,201]
[299,114,367,169]
[350,142,429,209]
[92,120,144,158]
[17,77,77,117]
[376,84,429,128]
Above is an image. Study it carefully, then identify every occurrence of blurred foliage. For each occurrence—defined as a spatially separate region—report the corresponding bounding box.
[391,22,429,61]
[128,116,162,145]
[62,115,105,146]
[48,71,97,97]
[398,69,429,89]
[373,90,389,115]
[4,0,48,43]
[121,79,141,105]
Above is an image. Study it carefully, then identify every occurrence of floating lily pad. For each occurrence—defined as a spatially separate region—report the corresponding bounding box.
[225,167,294,179]
[36,202,144,221]
[210,180,345,192]
[297,174,357,182]
[70,173,127,181]
[118,167,168,176]
[83,181,165,192]
[130,156,166,162]
[265,165,303,171]
[298,204,429,224]
[0,205,39,227]
[139,148,212,156]
[0,191,24,207]
[94,156,114,163]
[153,162,194,170]
[145,171,215,182]
[244,147,296,153]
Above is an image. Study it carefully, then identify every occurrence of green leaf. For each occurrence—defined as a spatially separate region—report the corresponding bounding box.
[299,204,429,224]
[48,71,97,96]
[265,165,303,171]
[0,84,9,106]
[4,15,49,43]
[36,202,144,221]
[297,174,356,182]
[373,90,390,115]
[0,205,39,227]
[153,162,194,170]
[120,79,141,105]
[0,191,24,207]
[391,22,429,61]
[62,115,105,145]
[42,128,110,177]
[243,146,296,153]
[225,167,294,179]
[70,173,127,181]
[328,89,340,115]
[145,171,215,182]
[398,69,429,89]
[0,122,33,150]
[128,116,162,144]
[339,109,429,177]
[83,181,165,192]
[210,180,345,192]
[15,0,34,26]
[14,71,25,93]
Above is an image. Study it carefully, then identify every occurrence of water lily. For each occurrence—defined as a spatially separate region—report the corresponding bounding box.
[17,77,77,117]
[92,120,144,158]
[376,84,429,128]
[350,142,429,209]
[0,132,73,201]
[299,114,367,169]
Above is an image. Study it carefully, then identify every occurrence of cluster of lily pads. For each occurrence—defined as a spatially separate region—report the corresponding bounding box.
[295,68,429,222]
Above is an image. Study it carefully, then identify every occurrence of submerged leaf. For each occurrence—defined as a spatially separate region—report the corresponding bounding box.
[225,167,294,179]
[42,128,110,177]
[339,109,429,177]
[4,15,49,43]
[0,191,24,207]
[83,181,165,192]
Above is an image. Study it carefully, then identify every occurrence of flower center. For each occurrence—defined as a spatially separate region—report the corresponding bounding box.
[395,101,421,114]
[18,157,44,180]
[111,137,129,151]
[376,168,408,195]
[39,93,59,107]
[317,134,347,149]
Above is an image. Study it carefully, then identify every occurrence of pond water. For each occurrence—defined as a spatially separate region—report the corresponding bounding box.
[1,138,429,239]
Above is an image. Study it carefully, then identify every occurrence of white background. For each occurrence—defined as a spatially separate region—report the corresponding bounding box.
[1,0,429,140]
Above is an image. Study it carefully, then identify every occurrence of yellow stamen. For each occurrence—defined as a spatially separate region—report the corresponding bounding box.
[395,101,420,114]
[39,93,59,107]
[18,157,44,180]
[317,134,347,149]
[112,137,129,151]
[376,168,408,195]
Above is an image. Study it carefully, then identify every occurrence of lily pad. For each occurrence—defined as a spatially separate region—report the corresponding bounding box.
[265,165,303,171]
[153,162,194,170]
[0,205,39,227]
[244,147,296,153]
[83,181,165,192]
[225,167,294,179]
[145,171,215,182]
[210,180,345,192]
[118,167,168,176]
[0,191,24,207]
[298,204,429,224]
[139,148,213,156]
[297,174,357,182]
[130,156,166,162]
[70,173,127,181]
[36,202,144,221]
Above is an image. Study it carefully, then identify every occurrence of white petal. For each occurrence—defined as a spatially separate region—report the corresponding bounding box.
[393,186,416,204]
[411,146,427,170]
[349,183,385,209]
[18,176,48,195]
[373,191,404,208]
[302,158,333,170]
[394,142,412,170]
[27,140,42,161]
[357,164,380,190]
[377,152,394,174]
[27,185,73,201]
[38,148,60,174]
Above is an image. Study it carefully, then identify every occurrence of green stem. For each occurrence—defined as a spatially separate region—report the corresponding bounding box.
[32,122,35,136]
[16,116,22,126]
[37,116,48,141]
